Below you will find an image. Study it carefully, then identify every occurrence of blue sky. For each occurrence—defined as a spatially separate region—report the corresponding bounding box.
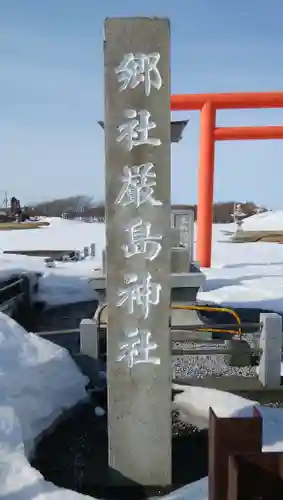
[1,0,283,207]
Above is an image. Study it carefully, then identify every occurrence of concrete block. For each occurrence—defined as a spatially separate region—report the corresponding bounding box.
[171,247,191,273]
[225,338,252,367]
[258,313,282,388]
[80,318,98,359]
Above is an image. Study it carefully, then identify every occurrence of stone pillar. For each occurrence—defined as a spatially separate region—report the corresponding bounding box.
[104,17,172,485]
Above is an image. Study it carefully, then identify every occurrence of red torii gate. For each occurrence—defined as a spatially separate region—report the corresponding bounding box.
[170,91,283,267]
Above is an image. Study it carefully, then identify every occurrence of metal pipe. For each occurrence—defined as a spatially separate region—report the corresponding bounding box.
[37,328,80,336]
[172,304,243,334]
[0,278,23,293]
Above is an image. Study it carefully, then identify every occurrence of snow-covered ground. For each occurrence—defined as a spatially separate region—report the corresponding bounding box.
[1,212,283,311]
[0,217,105,306]
[2,211,283,499]
[198,214,283,313]
[2,312,283,500]
[0,217,105,253]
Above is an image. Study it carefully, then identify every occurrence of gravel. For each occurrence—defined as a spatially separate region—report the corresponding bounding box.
[172,337,258,379]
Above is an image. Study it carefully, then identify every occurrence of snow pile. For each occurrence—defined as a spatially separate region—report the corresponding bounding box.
[170,384,283,500]
[173,385,257,429]
[0,252,101,307]
[173,384,283,451]
[160,478,208,500]
[243,210,283,231]
[36,259,99,305]
[196,212,283,313]
[0,218,105,306]
[0,312,91,499]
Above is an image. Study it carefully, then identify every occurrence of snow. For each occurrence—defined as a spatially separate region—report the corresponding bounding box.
[168,384,283,500]
[156,478,208,500]
[3,312,283,500]
[242,210,283,231]
[1,212,283,310]
[0,217,105,253]
[197,219,283,313]
[0,218,105,306]
[0,312,92,499]
[3,213,283,498]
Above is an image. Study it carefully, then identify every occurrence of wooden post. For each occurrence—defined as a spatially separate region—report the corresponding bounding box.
[228,451,283,499]
[208,407,262,500]
[104,17,172,485]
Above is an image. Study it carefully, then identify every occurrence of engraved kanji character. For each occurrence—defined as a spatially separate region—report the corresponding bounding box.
[117,329,160,368]
[115,52,162,96]
[115,163,162,208]
[116,109,161,150]
[123,219,162,260]
[116,272,161,319]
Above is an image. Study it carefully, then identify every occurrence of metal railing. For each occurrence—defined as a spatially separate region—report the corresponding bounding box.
[36,322,259,338]
[171,304,244,335]
[34,311,283,390]
[35,303,261,341]
[0,277,25,312]
[35,320,263,357]
[94,303,254,336]
[37,328,80,336]
[34,303,264,361]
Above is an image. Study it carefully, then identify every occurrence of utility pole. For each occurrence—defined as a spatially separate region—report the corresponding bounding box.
[4,191,8,210]
[0,191,8,210]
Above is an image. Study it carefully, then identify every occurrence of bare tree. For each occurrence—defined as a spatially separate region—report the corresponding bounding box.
[30,197,266,223]
[30,195,94,218]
